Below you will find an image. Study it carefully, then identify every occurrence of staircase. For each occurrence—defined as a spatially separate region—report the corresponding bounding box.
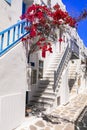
[29,53,62,109]
[0,19,29,57]
[29,44,72,111]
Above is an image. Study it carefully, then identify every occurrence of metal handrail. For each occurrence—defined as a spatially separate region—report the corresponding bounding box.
[70,39,79,57]
[0,19,30,56]
[54,44,71,91]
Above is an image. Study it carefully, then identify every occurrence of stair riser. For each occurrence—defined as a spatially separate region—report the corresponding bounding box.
[29,101,52,108]
[29,53,63,109]
[35,92,55,97]
[35,99,54,104]
[34,94,55,98]
[38,87,54,91]
[39,81,54,85]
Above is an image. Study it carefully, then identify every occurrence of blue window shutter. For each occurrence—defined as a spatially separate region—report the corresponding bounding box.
[5,0,12,5]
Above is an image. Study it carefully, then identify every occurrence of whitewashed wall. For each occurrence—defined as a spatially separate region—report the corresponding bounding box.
[34,0,65,10]
[0,42,27,130]
[0,92,25,130]
[0,43,27,93]
[0,1,28,130]
[0,0,22,31]
[60,66,69,105]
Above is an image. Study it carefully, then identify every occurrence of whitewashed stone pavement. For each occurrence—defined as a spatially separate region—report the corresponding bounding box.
[14,89,87,130]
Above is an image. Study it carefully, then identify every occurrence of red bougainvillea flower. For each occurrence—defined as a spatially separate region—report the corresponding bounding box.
[42,50,46,57]
[59,38,63,43]
[21,37,26,41]
[48,47,53,53]
[53,3,60,10]
[39,37,46,41]
[41,45,48,57]
[20,14,25,20]
[26,4,36,13]
[36,11,44,19]
[30,25,37,37]
[36,41,41,46]
[21,3,77,58]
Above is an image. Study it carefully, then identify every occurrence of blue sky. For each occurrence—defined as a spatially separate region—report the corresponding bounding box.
[62,0,87,47]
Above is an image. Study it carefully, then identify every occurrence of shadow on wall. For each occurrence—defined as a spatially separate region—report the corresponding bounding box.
[68,78,76,92]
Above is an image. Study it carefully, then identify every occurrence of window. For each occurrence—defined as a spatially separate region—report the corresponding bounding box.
[5,0,12,5]
[31,69,37,84]
[38,60,43,79]
[57,97,60,106]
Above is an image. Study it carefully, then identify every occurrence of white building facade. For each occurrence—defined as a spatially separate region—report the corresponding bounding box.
[0,0,87,130]
[0,1,27,130]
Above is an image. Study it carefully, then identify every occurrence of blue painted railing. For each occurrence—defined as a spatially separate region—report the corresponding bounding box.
[0,19,30,56]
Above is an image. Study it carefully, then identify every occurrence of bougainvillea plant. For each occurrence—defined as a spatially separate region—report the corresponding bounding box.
[76,9,87,22]
[21,3,77,58]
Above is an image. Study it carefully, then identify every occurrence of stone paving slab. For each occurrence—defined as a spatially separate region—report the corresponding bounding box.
[15,90,87,130]
[51,92,87,123]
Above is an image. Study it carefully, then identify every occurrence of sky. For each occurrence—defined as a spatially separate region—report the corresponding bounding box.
[62,0,87,47]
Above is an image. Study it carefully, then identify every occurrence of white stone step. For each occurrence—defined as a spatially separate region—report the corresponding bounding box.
[29,52,64,110]
[46,68,56,71]
[36,99,54,105]
[29,100,53,108]
[37,89,54,93]
[43,74,54,78]
[35,90,55,96]
[35,92,55,98]
[39,79,54,84]
[39,85,54,90]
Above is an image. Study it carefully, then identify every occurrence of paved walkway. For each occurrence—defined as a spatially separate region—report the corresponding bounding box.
[15,90,87,130]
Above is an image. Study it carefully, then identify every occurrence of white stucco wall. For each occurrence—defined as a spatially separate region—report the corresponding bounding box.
[0,0,87,129]
[0,92,25,130]
[0,1,28,130]
[0,42,28,130]
[60,66,69,105]
[34,0,65,10]
[0,42,27,94]
[0,0,22,31]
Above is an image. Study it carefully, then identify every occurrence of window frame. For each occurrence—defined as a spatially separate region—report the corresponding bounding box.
[5,0,12,5]
[38,60,43,79]
[31,69,37,85]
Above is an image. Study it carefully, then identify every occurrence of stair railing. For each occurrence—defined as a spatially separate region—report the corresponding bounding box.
[54,43,72,91]
[70,39,79,58]
[0,19,30,56]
